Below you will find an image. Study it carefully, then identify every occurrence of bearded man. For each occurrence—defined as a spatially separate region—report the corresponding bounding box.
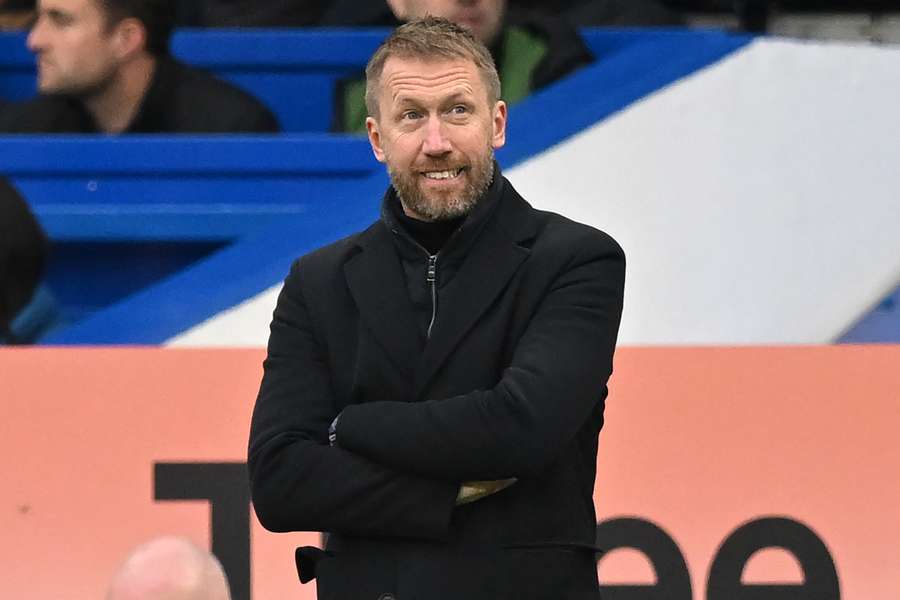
[249,17,625,600]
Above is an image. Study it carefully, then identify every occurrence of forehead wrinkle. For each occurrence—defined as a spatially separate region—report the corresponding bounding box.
[385,68,477,103]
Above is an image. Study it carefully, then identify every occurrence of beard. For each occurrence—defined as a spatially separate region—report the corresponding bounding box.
[387,146,495,222]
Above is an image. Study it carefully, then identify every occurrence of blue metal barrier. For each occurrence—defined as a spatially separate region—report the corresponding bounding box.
[1,135,381,323]
[2,135,377,240]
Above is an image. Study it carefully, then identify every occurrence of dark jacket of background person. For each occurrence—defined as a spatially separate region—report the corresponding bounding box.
[248,172,626,599]
[332,8,594,132]
[0,56,280,133]
[0,178,48,344]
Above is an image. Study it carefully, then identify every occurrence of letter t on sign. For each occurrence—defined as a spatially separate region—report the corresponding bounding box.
[154,462,252,600]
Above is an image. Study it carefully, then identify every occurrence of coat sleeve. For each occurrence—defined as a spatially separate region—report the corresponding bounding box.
[248,258,459,539]
[336,231,625,481]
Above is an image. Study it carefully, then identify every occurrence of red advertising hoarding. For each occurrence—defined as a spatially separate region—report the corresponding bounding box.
[2,346,898,599]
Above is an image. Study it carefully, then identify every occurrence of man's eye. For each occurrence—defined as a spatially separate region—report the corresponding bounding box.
[402,110,422,120]
[46,12,74,26]
[450,105,469,115]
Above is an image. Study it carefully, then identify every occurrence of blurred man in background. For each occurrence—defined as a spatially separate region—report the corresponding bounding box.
[106,537,231,600]
[0,0,279,133]
[333,0,594,132]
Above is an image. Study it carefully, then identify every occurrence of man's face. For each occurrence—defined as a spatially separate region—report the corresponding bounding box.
[366,56,507,222]
[27,0,120,96]
[400,0,506,46]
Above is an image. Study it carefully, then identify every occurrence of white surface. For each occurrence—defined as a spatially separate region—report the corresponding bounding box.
[169,285,282,347]
[168,38,900,347]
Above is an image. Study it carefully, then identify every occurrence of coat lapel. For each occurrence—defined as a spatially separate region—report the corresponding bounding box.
[413,187,537,399]
[344,224,421,378]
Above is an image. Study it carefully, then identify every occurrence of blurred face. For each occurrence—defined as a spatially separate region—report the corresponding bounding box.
[401,0,506,45]
[366,56,506,222]
[27,0,121,96]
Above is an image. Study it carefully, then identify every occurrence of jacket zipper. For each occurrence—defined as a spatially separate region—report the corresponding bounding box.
[426,254,438,339]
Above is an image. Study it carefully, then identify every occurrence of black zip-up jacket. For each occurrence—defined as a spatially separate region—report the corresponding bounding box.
[250,168,625,599]
[382,169,503,342]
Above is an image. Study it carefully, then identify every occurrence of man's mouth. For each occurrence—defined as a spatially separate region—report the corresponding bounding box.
[422,168,464,181]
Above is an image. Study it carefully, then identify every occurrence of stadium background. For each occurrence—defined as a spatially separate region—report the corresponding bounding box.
[2,17,899,600]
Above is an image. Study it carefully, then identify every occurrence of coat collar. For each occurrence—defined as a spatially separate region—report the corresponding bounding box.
[344,170,539,396]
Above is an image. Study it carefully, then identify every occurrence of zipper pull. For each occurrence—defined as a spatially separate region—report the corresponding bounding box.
[426,255,437,283]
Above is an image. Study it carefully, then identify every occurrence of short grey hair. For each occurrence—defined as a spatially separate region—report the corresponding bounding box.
[364,16,502,119]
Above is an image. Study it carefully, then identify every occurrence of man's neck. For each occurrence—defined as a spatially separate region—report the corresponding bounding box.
[83,54,157,134]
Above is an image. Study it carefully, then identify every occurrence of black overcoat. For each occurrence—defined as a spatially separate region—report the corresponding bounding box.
[249,174,625,600]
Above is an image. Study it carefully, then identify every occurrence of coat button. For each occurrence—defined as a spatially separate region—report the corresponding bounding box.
[377,594,396,600]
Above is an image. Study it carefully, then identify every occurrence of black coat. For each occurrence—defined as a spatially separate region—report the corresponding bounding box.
[249,174,625,599]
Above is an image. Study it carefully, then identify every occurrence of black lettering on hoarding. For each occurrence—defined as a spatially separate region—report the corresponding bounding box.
[707,516,840,600]
[154,462,251,600]
[596,517,692,600]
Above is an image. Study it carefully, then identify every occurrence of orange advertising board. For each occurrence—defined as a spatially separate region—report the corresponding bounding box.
[2,346,898,599]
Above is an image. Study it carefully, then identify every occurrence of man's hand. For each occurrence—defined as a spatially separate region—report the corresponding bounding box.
[456,478,517,505]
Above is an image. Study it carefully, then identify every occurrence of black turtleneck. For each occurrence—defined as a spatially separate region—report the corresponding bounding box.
[392,202,466,256]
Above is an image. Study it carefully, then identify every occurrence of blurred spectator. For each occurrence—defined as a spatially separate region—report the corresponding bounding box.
[0,0,279,133]
[106,537,231,600]
[333,0,594,132]
[0,177,50,345]
[0,0,35,29]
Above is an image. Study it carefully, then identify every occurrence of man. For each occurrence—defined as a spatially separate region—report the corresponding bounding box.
[0,0,278,133]
[249,17,624,600]
[106,537,231,600]
[333,0,593,132]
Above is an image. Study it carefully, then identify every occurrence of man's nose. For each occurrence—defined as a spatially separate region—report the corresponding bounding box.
[27,19,46,53]
[422,117,452,156]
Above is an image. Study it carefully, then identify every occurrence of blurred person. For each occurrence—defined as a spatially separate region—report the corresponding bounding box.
[250,17,624,599]
[0,0,279,133]
[333,0,593,132]
[0,177,50,344]
[106,537,231,600]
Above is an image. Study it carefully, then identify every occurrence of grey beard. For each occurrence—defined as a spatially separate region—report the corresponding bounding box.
[390,153,494,222]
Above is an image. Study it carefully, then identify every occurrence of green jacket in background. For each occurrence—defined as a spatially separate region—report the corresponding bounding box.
[334,10,594,133]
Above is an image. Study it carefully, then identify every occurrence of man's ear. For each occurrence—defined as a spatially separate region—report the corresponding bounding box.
[491,100,507,150]
[112,17,147,60]
[366,116,387,163]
